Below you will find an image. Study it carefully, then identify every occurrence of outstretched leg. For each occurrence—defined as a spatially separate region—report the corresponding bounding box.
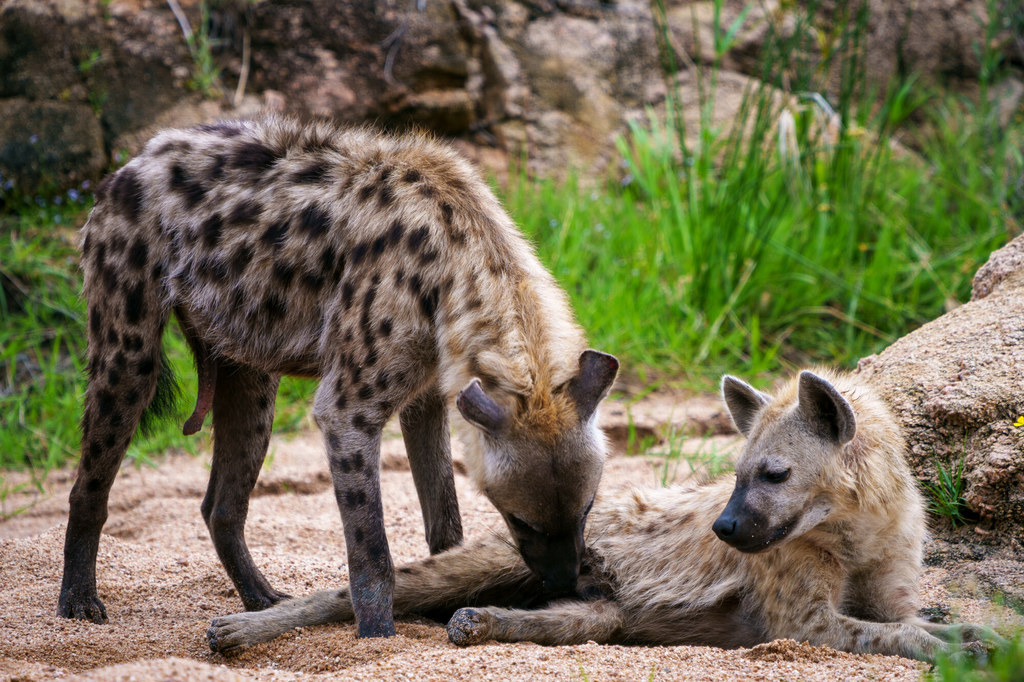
[400,386,462,554]
[208,534,536,653]
[200,361,284,611]
[59,246,169,622]
[447,599,625,647]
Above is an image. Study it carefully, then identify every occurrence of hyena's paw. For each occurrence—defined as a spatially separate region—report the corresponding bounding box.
[57,593,108,624]
[207,612,269,654]
[447,608,491,647]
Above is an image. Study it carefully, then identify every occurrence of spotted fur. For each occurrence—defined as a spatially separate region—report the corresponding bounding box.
[59,117,619,637]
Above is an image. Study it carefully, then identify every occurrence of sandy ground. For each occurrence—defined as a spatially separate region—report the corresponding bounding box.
[0,394,1017,681]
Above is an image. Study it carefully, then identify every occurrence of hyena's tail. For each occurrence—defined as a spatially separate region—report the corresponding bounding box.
[138,345,180,435]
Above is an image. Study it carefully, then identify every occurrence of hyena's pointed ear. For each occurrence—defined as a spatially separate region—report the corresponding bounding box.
[721,375,772,436]
[797,371,856,445]
[456,378,510,436]
[566,350,619,421]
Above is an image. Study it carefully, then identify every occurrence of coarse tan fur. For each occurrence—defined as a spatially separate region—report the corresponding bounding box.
[206,369,998,661]
[60,116,618,637]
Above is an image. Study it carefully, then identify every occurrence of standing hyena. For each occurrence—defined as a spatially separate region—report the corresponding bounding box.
[59,116,619,637]
[206,369,998,661]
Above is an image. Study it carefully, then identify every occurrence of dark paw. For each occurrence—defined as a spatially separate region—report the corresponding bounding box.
[447,608,488,647]
[57,594,108,624]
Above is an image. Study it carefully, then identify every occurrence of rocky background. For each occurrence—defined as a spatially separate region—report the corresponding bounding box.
[2,0,1022,193]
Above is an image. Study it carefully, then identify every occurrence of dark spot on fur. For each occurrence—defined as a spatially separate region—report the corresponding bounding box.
[351,241,368,265]
[231,141,278,174]
[293,162,332,184]
[344,489,367,508]
[408,273,422,295]
[125,334,144,352]
[127,239,148,269]
[125,389,139,404]
[335,393,348,410]
[368,540,387,563]
[205,256,229,283]
[354,528,364,543]
[300,204,331,237]
[398,566,417,575]
[351,413,373,433]
[351,451,364,471]
[107,367,120,386]
[378,183,394,208]
[107,327,119,346]
[201,214,223,248]
[151,261,165,281]
[358,185,374,203]
[358,385,374,400]
[109,236,127,255]
[153,139,190,156]
[136,356,155,376]
[301,270,326,290]
[440,202,454,226]
[104,433,116,449]
[229,243,254,275]
[419,184,436,199]
[374,373,389,391]
[208,154,227,181]
[350,365,362,384]
[407,226,429,253]
[341,281,356,310]
[228,200,262,225]
[419,286,440,320]
[379,319,392,337]
[263,293,287,320]
[110,168,144,221]
[198,121,245,137]
[89,307,102,336]
[419,249,439,265]
[327,433,341,452]
[365,346,379,367]
[402,168,421,183]
[124,281,145,324]
[170,164,207,207]
[261,219,289,248]
[449,228,468,245]
[273,260,296,287]
[465,298,482,312]
[394,270,405,286]
[97,390,116,417]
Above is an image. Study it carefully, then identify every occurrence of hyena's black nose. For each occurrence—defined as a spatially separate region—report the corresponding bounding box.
[712,515,736,540]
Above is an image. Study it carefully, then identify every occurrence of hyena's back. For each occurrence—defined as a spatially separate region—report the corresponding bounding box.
[82,118,522,378]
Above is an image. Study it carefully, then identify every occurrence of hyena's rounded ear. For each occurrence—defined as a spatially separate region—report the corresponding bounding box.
[797,371,856,445]
[721,375,772,437]
[566,350,619,421]
[456,378,510,436]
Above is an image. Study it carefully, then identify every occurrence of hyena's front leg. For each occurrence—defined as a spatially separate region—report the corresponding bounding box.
[209,534,534,653]
[789,606,946,661]
[447,599,625,647]
[200,361,285,611]
[400,386,463,554]
[313,374,396,638]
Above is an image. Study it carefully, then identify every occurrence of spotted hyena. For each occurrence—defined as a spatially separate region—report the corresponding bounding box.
[59,117,619,637]
[206,369,999,661]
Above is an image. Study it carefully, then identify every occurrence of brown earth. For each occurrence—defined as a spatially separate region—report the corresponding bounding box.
[0,395,1018,681]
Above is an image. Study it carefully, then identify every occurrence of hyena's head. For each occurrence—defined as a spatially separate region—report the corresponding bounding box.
[712,370,856,553]
[456,350,618,594]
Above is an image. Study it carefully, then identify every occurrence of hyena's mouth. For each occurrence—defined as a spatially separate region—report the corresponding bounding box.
[729,516,799,553]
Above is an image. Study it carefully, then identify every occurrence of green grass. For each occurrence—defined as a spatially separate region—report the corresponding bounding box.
[509,0,1020,386]
[927,632,1024,681]
[923,449,970,527]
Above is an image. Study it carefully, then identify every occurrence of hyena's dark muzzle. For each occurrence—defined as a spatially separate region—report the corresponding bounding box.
[515,529,585,595]
[712,484,794,553]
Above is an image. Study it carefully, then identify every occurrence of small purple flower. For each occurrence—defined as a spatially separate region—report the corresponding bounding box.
[80,180,91,191]
[29,134,39,144]
[2,180,13,191]
[53,195,63,206]
[68,188,80,202]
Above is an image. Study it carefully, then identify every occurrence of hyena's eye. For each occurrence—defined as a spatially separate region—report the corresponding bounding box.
[763,468,791,484]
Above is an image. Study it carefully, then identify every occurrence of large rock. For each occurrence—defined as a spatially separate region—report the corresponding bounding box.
[856,234,1024,541]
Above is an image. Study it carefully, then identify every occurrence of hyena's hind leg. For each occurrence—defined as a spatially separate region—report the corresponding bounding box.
[400,386,463,554]
[199,360,285,611]
[59,258,172,622]
[447,599,625,647]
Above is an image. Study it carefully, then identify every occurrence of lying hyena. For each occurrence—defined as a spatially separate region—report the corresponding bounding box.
[206,369,997,660]
[59,116,619,637]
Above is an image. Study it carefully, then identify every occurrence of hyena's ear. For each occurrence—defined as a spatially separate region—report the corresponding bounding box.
[797,371,856,445]
[566,350,619,421]
[721,375,772,436]
[456,378,510,436]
